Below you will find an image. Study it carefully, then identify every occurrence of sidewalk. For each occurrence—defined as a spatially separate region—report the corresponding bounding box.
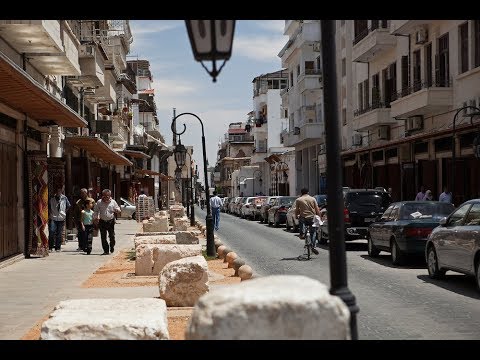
[0,219,154,340]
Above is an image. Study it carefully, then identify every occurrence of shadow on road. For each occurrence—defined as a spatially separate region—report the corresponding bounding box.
[280,254,316,262]
[314,241,367,252]
[417,274,480,299]
[360,254,427,269]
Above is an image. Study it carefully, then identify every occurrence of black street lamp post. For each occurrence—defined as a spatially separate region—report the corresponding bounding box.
[321,20,359,339]
[252,170,262,196]
[171,113,215,257]
[185,151,196,226]
[451,105,480,206]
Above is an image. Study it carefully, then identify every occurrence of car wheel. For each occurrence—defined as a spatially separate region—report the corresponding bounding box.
[131,212,136,220]
[391,239,404,265]
[427,246,446,279]
[367,235,380,257]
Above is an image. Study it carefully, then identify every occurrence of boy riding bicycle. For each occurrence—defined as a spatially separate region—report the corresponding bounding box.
[295,188,321,255]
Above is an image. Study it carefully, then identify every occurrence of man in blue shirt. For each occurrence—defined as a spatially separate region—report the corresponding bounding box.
[439,186,452,203]
[49,186,71,252]
[209,191,224,231]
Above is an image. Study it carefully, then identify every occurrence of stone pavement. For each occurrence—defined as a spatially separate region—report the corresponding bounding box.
[0,219,157,340]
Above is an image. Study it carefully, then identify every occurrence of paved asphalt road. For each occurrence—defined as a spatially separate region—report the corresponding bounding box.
[196,206,480,340]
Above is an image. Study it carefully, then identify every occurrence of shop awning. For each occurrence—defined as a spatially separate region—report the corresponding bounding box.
[65,136,133,166]
[118,150,151,159]
[0,51,87,128]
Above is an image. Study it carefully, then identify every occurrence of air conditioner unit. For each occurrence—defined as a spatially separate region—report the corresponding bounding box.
[79,44,95,57]
[352,133,362,146]
[312,42,321,52]
[293,126,300,135]
[378,125,390,140]
[319,144,326,154]
[406,115,423,131]
[415,27,428,45]
[84,88,96,96]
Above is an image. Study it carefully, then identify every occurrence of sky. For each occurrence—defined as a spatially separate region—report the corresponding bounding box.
[129,20,288,186]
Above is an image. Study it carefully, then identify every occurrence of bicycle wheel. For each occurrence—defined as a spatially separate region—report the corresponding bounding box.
[305,233,311,260]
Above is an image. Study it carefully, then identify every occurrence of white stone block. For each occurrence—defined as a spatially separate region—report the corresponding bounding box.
[143,217,169,232]
[159,255,209,307]
[134,235,176,248]
[186,275,350,340]
[152,244,202,275]
[135,244,154,276]
[173,218,188,231]
[135,231,200,244]
[41,298,169,340]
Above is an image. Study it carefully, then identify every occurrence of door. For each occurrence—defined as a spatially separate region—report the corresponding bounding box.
[438,203,471,269]
[0,142,18,259]
[457,203,480,272]
[371,204,394,249]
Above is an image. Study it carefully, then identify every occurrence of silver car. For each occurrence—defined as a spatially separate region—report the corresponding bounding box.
[426,199,480,291]
[120,197,136,219]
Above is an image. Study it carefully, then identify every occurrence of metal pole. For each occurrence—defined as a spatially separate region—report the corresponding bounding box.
[190,164,195,226]
[171,113,215,256]
[321,20,359,339]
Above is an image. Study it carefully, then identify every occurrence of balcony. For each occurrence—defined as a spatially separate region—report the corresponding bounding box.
[105,37,128,75]
[76,46,105,87]
[353,103,395,131]
[352,28,396,62]
[297,70,322,93]
[390,78,453,118]
[111,117,128,144]
[282,122,324,147]
[390,20,430,35]
[88,75,116,104]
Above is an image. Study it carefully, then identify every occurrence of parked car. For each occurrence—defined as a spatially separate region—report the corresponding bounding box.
[426,199,480,291]
[242,196,268,220]
[120,197,136,219]
[240,197,258,219]
[367,201,455,265]
[287,195,328,232]
[314,194,328,209]
[267,196,298,227]
[320,189,392,242]
[233,197,247,216]
[222,197,232,213]
[259,196,278,223]
[228,197,240,214]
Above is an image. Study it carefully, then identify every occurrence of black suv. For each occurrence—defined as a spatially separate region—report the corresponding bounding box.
[318,189,392,243]
[343,189,392,240]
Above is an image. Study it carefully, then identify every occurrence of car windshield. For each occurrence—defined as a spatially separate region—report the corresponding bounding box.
[346,192,391,211]
[279,197,297,205]
[121,198,133,206]
[400,202,454,220]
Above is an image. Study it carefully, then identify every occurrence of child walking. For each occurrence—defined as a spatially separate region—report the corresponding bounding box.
[81,199,95,255]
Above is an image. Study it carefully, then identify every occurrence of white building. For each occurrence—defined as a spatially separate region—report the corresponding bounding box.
[279,20,326,195]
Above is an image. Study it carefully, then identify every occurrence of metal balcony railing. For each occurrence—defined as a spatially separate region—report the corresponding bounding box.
[353,100,389,117]
[394,76,453,100]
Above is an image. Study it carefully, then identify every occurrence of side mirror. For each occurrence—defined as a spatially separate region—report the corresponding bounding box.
[439,217,447,226]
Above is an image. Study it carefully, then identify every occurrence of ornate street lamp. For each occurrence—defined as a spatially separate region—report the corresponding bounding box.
[451,105,480,205]
[321,20,359,339]
[185,20,236,82]
[171,113,215,257]
[174,139,187,169]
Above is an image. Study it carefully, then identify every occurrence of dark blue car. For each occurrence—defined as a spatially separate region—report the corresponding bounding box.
[367,201,455,265]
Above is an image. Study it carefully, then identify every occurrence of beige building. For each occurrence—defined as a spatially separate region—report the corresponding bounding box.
[341,20,480,204]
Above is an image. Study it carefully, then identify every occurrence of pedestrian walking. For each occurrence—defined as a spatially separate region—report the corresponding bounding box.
[210,191,224,231]
[81,199,95,255]
[294,188,320,254]
[415,185,426,201]
[439,186,452,203]
[93,189,121,255]
[48,185,71,252]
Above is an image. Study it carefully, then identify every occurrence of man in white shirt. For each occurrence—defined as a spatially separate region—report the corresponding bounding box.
[209,191,224,231]
[93,189,121,255]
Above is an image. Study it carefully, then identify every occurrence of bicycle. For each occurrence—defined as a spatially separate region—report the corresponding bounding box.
[302,220,319,260]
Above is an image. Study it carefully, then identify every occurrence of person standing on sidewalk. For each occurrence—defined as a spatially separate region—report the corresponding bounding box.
[74,188,94,252]
[210,191,224,231]
[93,189,121,255]
[48,185,71,252]
[81,199,95,255]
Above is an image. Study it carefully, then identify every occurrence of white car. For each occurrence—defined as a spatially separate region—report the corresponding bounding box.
[120,197,136,219]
